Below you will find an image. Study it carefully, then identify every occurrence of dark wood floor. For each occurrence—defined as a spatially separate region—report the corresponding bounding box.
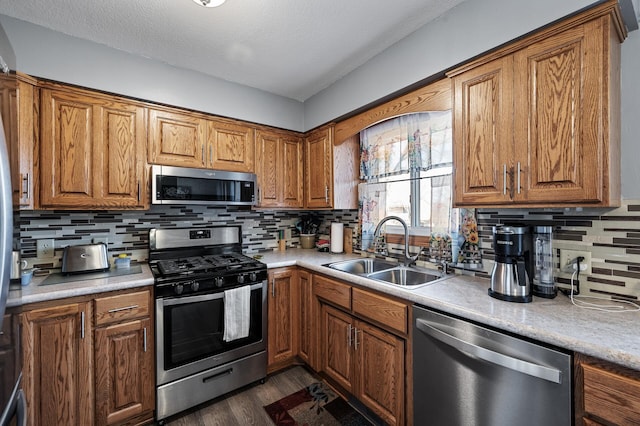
[166,365,319,425]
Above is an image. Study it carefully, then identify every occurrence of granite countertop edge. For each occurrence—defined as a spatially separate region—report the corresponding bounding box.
[263,249,640,371]
[10,249,639,371]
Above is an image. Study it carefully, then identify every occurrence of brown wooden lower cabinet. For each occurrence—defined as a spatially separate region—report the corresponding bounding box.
[320,304,405,426]
[267,267,300,371]
[20,287,155,426]
[575,353,640,425]
[21,302,94,426]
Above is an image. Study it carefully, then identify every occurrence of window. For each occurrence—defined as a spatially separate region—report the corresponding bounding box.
[358,111,455,250]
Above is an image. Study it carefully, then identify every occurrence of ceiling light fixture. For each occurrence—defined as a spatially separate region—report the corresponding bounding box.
[192,0,226,7]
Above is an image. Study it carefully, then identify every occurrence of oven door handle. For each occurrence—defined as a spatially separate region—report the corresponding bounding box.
[160,282,265,306]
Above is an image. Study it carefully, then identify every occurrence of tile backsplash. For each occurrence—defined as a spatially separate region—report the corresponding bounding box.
[17,205,358,270]
[16,200,640,300]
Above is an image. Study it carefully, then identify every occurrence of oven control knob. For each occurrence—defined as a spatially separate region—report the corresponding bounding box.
[174,283,184,295]
[237,275,245,284]
[214,277,224,288]
[190,281,200,292]
[249,272,257,282]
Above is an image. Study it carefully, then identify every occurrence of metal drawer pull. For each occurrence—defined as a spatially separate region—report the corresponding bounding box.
[202,368,233,383]
[416,318,562,384]
[517,162,521,194]
[354,328,360,350]
[81,311,85,339]
[108,304,139,313]
[143,327,147,352]
[271,278,275,297]
[22,173,30,198]
[347,324,353,347]
[325,186,329,203]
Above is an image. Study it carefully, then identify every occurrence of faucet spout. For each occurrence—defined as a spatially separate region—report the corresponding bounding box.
[372,216,421,266]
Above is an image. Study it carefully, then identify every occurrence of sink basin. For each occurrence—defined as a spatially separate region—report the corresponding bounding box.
[325,258,398,275]
[367,267,442,289]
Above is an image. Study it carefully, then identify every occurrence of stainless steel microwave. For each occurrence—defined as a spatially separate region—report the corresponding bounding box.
[151,165,257,206]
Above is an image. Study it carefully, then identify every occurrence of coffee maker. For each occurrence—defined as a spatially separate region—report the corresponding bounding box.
[489,224,533,303]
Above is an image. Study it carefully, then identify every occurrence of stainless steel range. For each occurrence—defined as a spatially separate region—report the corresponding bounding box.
[149,226,268,422]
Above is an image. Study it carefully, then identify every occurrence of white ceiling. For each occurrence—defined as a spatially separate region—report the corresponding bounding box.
[0,0,467,102]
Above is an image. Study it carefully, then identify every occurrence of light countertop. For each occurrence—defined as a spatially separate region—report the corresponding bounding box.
[260,248,640,371]
[7,263,154,307]
[10,248,640,371]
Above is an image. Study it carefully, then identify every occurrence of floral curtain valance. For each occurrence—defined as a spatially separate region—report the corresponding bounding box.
[359,111,452,180]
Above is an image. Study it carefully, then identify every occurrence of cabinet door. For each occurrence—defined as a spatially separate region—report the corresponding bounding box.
[22,302,93,426]
[514,20,605,204]
[281,134,304,208]
[452,57,514,206]
[255,130,280,207]
[304,126,333,208]
[207,120,255,172]
[321,305,354,393]
[354,320,404,426]
[95,100,147,208]
[298,269,313,366]
[0,76,36,209]
[40,88,96,207]
[148,107,205,168]
[267,268,299,369]
[95,318,154,425]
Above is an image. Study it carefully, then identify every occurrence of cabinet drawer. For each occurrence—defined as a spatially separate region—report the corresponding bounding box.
[313,275,351,310]
[582,363,640,424]
[352,288,408,334]
[94,290,151,326]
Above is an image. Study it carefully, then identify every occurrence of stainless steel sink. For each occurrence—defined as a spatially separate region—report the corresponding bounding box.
[367,267,442,289]
[325,259,446,289]
[325,258,398,275]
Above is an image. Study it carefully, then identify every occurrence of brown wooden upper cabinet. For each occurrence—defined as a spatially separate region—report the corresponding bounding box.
[255,129,303,208]
[39,84,147,209]
[149,106,255,172]
[448,0,626,208]
[304,125,333,209]
[0,73,37,210]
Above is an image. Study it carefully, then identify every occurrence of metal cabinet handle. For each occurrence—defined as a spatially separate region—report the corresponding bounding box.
[271,278,275,298]
[108,304,139,313]
[517,162,521,194]
[137,181,141,202]
[143,327,147,352]
[347,323,353,347]
[354,328,360,351]
[325,186,329,203]
[415,318,562,384]
[502,164,507,195]
[22,173,30,199]
[80,311,85,339]
[201,144,205,163]
[210,146,213,164]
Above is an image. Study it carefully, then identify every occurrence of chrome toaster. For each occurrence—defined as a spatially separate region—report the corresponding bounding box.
[61,243,110,274]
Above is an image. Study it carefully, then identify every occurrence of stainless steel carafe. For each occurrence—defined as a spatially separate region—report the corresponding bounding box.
[489,225,533,303]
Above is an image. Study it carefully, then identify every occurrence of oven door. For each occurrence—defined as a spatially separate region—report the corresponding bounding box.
[156,280,267,386]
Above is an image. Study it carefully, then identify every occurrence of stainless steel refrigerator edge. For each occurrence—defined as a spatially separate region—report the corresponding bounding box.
[413,305,572,426]
[0,105,26,424]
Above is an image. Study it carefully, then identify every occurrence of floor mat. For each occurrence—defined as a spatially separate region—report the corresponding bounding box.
[264,382,373,426]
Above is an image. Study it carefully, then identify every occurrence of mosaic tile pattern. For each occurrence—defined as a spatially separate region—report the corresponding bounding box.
[17,200,640,300]
[17,206,358,271]
[475,201,640,301]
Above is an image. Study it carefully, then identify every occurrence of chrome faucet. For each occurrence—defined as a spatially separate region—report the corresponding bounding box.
[371,216,421,266]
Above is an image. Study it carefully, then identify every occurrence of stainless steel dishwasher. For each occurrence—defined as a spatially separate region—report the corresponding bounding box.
[413,305,572,426]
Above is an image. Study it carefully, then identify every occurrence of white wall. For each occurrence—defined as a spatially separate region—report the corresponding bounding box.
[0,15,305,132]
[0,21,15,71]
[1,0,639,198]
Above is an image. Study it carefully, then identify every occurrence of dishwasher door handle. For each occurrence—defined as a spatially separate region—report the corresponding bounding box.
[415,318,562,384]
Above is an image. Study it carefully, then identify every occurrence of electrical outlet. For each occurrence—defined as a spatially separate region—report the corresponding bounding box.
[36,239,55,258]
[560,249,591,274]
